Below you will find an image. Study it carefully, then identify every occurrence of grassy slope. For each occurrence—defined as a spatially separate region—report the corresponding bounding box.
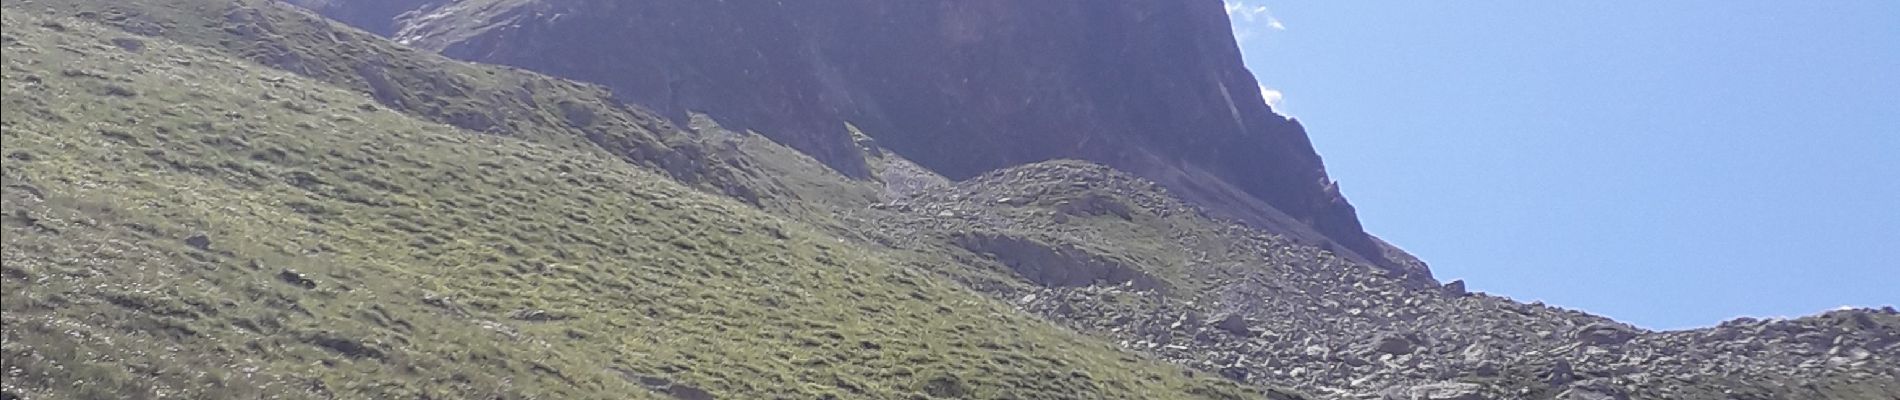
[0,11,1266,400]
[683,115,1051,298]
[8,0,780,205]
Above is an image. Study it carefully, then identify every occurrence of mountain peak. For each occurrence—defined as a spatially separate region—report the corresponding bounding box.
[326,0,1424,279]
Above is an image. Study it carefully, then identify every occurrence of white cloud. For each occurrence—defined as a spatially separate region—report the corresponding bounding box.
[1224,1,1285,30]
[1224,2,1265,21]
[1225,1,1286,44]
[1259,85,1285,109]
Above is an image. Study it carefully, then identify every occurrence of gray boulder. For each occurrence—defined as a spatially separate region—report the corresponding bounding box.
[1373,333,1419,355]
[1213,313,1251,336]
[1575,322,1639,346]
[1442,280,1468,296]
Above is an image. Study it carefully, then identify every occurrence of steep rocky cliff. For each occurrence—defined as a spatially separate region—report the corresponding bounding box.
[303,0,1426,279]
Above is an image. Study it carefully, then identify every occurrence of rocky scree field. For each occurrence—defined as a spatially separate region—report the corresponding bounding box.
[619,108,1900,399]
[863,161,1900,399]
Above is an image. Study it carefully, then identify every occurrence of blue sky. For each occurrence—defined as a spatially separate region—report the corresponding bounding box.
[1223,1,1899,330]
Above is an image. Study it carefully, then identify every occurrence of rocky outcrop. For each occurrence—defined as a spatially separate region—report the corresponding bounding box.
[297,0,1427,279]
[1573,322,1639,346]
[952,231,1163,291]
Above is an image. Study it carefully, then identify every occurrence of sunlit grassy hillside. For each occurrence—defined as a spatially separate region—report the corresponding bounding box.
[0,10,1266,399]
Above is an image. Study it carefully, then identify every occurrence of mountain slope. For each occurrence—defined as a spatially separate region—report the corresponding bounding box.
[307,0,1428,280]
[8,0,788,207]
[6,2,1895,400]
[0,9,1271,399]
[611,110,1900,399]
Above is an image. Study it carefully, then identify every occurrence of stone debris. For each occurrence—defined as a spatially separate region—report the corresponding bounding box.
[873,160,1900,398]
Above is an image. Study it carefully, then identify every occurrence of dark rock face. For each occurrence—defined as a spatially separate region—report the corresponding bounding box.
[401,0,877,179]
[318,0,1423,277]
[1443,279,1469,296]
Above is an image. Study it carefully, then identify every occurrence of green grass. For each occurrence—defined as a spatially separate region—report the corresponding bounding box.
[0,10,1267,399]
[8,0,776,205]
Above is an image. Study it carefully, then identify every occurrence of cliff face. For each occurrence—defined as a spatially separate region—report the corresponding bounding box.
[340,0,1424,278]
